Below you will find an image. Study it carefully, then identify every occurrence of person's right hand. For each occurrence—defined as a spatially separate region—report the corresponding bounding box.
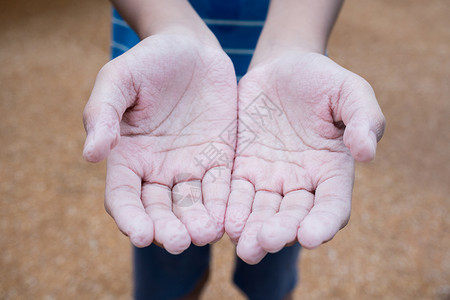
[82,32,237,254]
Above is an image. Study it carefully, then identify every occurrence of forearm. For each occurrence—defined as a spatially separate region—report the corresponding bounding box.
[251,0,343,67]
[111,0,218,45]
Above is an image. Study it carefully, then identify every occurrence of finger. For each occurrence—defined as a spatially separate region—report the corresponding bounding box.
[83,62,136,163]
[225,179,255,244]
[236,191,282,265]
[257,190,314,253]
[337,76,386,162]
[105,162,153,248]
[172,180,217,246]
[202,167,231,243]
[141,183,191,254]
[297,175,353,249]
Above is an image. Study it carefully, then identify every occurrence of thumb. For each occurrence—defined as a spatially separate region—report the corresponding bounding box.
[336,76,386,162]
[82,62,136,163]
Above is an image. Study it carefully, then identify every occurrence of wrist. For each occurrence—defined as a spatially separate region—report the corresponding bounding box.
[249,40,325,70]
[249,0,342,69]
[141,6,219,48]
[111,0,219,47]
[150,25,220,50]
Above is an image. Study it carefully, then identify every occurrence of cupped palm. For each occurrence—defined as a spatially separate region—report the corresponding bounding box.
[83,34,237,254]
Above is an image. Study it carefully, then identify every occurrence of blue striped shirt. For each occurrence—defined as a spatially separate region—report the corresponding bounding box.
[111,0,270,78]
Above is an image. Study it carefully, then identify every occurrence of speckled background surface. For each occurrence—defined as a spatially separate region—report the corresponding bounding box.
[1,0,449,299]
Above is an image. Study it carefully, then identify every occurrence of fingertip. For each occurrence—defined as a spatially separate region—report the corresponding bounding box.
[128,217,154,248]
[257,222,289,253]
[297,227,322,250]
[224,228,240,244]
[227,234,239,246]
[172,195,218,246]
[344,123,377,162]
[224,208,248,243]
[154,219,192,254]
[83,148,108,163]
[82,136,95,162]
[189,218,218,246]
[207,208,226,243]
[203,200,227,243]
[363,131,377,162]
[350,137,376,162]
[165,236,191,255]
[225,179,254,242]
[297,219,336,250]
[236,241,267,265]
[226,232,239,245]
[82,135,102,163]
[82,126,119,162]
[166,247,189,255]
[130,234,152,248]
[210,229,225,244]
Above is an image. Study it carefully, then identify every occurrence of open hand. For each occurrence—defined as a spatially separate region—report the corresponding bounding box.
[225,52,385,264]
[83,33,237,254]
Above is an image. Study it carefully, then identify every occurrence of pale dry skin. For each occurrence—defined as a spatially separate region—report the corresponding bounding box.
[83,35,385,263]
[83,34,237,254]
[2,0,449,298]
[227,53,385,264]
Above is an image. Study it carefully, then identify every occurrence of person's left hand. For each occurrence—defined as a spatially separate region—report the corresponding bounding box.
[225,52,385,264]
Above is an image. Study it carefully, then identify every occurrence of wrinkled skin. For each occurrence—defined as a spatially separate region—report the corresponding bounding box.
[83,37,385,262]
[83,34,237,254]
[225,53,385,264]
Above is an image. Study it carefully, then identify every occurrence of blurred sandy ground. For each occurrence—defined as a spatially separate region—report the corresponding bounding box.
[0,0,449,299]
